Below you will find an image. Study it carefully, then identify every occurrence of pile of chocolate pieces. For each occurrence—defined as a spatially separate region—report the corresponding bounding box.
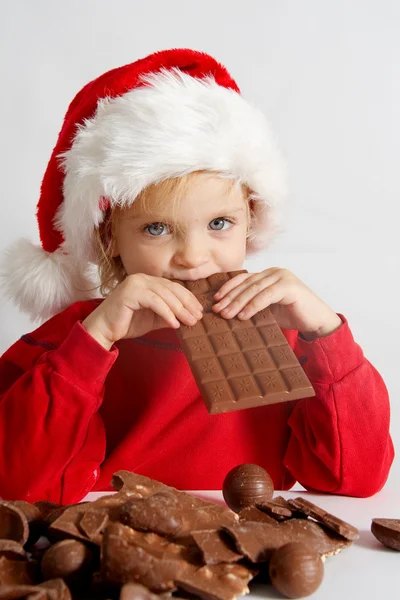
[0,468,362,600]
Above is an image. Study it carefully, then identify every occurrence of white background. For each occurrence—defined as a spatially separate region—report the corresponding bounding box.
[0,0,399,486]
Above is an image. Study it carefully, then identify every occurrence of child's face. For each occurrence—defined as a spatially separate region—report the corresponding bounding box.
[112,173,249,281]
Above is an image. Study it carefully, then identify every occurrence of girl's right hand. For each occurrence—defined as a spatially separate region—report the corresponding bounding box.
[82,273,204,350]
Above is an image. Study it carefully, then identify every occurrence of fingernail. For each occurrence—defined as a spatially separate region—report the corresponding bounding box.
[238,311,245,319]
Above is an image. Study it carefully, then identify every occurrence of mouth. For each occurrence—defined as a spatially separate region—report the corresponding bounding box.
[170,271,221,282]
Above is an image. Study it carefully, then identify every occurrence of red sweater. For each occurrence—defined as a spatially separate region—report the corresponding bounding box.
[0,299,394,504]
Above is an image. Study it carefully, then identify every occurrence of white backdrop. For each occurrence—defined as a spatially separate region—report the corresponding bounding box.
[1,0,399,486]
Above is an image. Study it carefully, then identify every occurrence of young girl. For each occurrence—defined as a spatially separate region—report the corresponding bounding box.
[0,48,393,504]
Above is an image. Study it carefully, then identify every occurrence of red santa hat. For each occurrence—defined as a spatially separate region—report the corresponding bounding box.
[1,48,287,322]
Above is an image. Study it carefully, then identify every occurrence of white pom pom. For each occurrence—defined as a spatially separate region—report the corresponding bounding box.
[0,239,99,322]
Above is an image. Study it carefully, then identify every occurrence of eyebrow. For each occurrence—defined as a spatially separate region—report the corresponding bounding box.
[126,206,245,222]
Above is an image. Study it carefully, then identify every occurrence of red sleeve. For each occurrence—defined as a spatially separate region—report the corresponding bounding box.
[0,302,118,504]
[284,315,395,497]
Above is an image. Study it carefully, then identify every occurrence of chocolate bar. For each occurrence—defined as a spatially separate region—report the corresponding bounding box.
[174,272,315,413]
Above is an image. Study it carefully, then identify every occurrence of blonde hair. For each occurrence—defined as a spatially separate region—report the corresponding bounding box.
[94,171,252,297]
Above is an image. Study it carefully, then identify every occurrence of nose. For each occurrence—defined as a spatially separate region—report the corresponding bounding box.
[173,238,210,269]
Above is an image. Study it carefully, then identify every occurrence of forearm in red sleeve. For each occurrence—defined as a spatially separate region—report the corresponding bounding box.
[0,321,118,504]
[284,315,394,497]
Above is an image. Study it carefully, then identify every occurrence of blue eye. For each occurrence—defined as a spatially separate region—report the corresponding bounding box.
[145,222,170,236]
[209,218,231,231]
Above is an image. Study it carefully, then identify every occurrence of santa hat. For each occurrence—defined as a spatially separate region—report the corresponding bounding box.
[1,48,287,322]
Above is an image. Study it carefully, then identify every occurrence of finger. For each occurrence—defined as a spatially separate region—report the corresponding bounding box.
[217,278,278,318]
[214,271,281,314]
[140,292,182,329]
[152,285,201,326]
[165,280,204,318]
[213,272,252,300]
[237,282,287,319]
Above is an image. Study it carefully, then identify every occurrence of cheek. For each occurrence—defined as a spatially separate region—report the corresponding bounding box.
[120,241,171,276]
[214,231,247,270]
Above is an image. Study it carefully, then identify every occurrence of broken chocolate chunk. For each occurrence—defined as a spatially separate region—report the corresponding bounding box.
[371,518,400,551]
[0,502,29,547]
[0,540,27,561]
[176,562,254,600]
[112,471,238,536]
[190,530,242,565]
[100,522,189,593]
[0,556,38,586]
[287,497,359,541]
[79,508,109,540]
[238,506,276,524]
[223,519,351,563]
[119,493,184,537]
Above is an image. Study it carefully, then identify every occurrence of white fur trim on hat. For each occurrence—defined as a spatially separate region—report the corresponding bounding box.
[57,68,287,265]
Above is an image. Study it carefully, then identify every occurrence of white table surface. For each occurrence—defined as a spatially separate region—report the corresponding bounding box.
[84,486,400,600]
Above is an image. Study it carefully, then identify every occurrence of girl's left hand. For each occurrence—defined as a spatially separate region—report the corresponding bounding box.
[212,268,343,340]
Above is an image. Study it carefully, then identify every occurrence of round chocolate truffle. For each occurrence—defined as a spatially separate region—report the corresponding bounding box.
[222,464,274,513]
[269,542,324,599]
[41,539,92,585]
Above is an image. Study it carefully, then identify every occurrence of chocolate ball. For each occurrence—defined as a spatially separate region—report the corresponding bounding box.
[222,464,274,513]
[41,539,92,585]
[269,542,324,598]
